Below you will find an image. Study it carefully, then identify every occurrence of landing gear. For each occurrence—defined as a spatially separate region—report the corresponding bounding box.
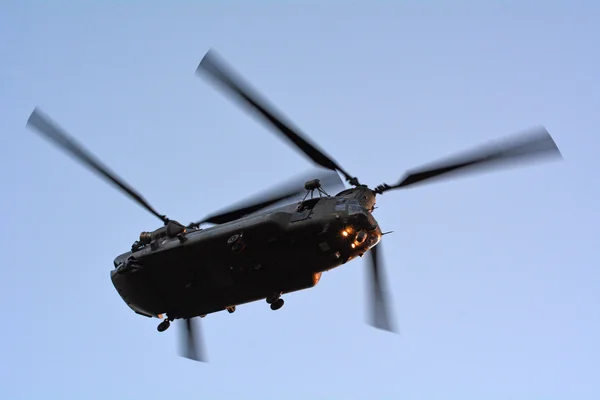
[226,306,236,313]
[266,292,282,304]
[266,292,285,311]
[157,319,171,332]
[270,298,284,311]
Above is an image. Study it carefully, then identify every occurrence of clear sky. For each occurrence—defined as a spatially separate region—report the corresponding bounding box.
[1,1,599,399]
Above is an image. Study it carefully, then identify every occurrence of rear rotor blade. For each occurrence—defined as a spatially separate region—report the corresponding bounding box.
[26,108,169,224]
[375,127,562,193]
[196,49,358,185]
[179,318,206,362]
[366,244,395,332]
[192,169,344,227]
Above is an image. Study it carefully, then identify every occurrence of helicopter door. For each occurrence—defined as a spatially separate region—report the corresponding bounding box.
[290,198,320,223]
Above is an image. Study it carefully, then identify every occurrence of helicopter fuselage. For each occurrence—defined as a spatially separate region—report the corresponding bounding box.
[110,188,381,320]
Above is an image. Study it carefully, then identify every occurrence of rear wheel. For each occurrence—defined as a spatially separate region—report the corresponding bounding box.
[270,298,284,311]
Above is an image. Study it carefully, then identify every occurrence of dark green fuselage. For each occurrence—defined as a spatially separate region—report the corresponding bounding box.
[111,187,381,320]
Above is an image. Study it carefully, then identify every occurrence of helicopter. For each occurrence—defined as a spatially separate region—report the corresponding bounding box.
[26,49,563,363]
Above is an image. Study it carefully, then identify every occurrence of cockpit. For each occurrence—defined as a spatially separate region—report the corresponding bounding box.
[333,196,363,212]
[334,187,377,212]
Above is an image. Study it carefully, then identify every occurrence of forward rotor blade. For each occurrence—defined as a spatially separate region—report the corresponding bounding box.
[26,108,169,224]
[366,243,395,332]
[193,169,344,226]
[179,318,206,362]
[376,127,562,193]
[196,49,357,184]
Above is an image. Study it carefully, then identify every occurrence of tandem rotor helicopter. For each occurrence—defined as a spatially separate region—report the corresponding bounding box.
[26,49,562,362]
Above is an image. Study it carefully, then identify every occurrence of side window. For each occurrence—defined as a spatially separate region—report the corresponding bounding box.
[298,198,320,212]
[291,198,320,223]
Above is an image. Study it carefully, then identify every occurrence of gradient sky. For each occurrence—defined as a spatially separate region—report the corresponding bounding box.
[1,2,599,399]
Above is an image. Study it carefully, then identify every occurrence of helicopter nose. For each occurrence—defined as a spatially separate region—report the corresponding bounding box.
[366,222,383,247]
[368,228,382,248]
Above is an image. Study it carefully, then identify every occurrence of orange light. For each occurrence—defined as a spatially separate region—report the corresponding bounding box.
[312,272,322,285]
[342,230,349,237]
[351,243,356,248]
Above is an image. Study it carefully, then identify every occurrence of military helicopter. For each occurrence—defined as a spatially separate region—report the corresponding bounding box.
[26,49,562,363]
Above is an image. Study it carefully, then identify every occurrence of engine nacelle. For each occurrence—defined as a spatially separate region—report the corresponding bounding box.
[133,221,187,250]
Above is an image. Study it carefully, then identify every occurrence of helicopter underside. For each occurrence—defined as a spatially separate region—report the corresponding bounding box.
[110,206,382,320]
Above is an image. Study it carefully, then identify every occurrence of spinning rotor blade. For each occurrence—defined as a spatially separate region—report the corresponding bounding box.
[199,192,295,225]
[26,108,169,224]
[196,49,358,185]
[366,243,395,332]
[193,169,344,226]
[179,318,206,362]
[376,127,562,193]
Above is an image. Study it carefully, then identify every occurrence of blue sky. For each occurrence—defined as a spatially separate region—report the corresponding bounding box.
[1,1,599,399]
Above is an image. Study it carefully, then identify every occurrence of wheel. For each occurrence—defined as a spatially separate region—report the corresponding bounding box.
[270,298,284,311]
[226,306,236,313]
[157,319,170,332]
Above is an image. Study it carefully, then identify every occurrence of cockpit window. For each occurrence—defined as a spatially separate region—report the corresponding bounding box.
[334,198,347,211]
[348,200,365,215]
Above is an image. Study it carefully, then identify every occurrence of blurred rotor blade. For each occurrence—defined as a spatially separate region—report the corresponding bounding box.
[196,49,357,184]
[192,168,344,226]
[179,318,206,362]
[376,127,562,193]
[366,243,395,332]
[200,190,299,226]
[26,108,169,224]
